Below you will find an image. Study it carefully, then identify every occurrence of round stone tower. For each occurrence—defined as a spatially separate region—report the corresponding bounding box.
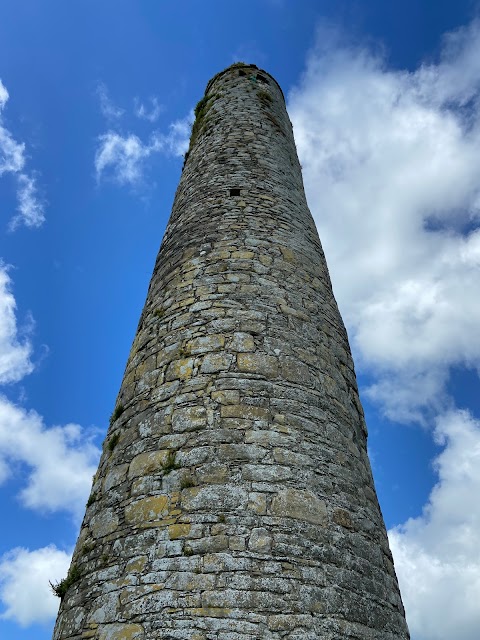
[53,64,409,640]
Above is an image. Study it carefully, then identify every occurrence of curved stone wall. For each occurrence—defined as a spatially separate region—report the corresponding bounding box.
[53,63,410,640]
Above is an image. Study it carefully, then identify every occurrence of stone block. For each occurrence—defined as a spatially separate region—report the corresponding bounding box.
[248,492,267,514]
[187,334,225,354]
[151,380,180,402]
[270,488,327,525]
[229,535,246,551]
[90,509,119,539]
[220,404,269,421]
[228,332,255,352]
[172,406,206,432]
[168,523,192,539]
[242,463,291,482]
[333,508,354,530]
[279,246,296,263]
[196,463,229,484]
[103,464,128,491]
[128,451,169,479]
[231,250,254,259]
[248,527,272,553]
[125,557,147,573]
[200,353,233,373]
[166,358,195,381]
[280,355,311,384]
[237,352,278,377]
[181,485,248,512]
[211,389,240,405]
[125,496,169,526]
[189,535,229,554]
[218,443,266,462]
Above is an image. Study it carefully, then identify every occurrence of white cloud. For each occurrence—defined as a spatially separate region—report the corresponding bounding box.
[389,409,480,640]
[134,96,164,122]
[0,124,25,175]
[290,22,480,639]
[97,82,124,121]
[95,112,192,186]
[163,112,193,156]
[0,81,8,110]
[0,545,71,626]
[95,131,154,185]
[0,265,33,384]
[9,173,45,231]
[0,228,97,522]
[0,79,45,230]
[0,396,100,518]
[288,21,480,422]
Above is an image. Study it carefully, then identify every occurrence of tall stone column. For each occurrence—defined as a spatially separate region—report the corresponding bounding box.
[53,64,409,640]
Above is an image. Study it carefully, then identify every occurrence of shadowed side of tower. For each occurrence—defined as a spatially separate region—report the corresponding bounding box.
[53,64,409,640]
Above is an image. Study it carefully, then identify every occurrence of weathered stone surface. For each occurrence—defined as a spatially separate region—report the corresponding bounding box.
[128,450,168,478]
[187,334,225,354]
[248,527,272,553]
[53,63,409,640]
[270,488,328,525]
[236,352,278,377]
[172,405,206,432]
[228,332,255,352]
[90,509,119,539]
[124,496,170,526]
[98,623,144,640]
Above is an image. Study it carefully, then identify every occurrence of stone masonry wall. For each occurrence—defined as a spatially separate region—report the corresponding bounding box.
[52,64,410,640]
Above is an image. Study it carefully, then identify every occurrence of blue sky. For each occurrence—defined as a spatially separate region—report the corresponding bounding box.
[0,2,479,639]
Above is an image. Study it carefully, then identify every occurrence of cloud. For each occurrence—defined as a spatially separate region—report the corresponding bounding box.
[95,80,192,187]
[95,113,192,186]
[134,96,164,122]
[0,238,98,522]
[290,21,480,639]
[97,82,124,121]
[9,173,45,231]
[0,265,33,384]
[0,545,71,626]
[0,396,100,518]
[389,409,480,640]
[95,131,154,185]
[288,21,480,422]
[0,79,45,230]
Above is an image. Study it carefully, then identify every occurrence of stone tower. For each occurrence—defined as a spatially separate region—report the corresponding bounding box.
[53,64,409,640]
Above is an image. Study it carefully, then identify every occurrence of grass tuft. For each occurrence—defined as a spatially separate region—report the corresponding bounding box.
[163,450,180,475]
[180,475,195,490]
[108,432,120,452]
[86,492,97,507]
[50,565,82,600]
[110,404,124,425]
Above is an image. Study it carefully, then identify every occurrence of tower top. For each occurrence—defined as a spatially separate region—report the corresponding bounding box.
[205,62,285,100]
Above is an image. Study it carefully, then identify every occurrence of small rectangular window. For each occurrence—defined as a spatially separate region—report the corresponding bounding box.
[239,70,246,76]
[256,74,269,84]
[230,188,241,196]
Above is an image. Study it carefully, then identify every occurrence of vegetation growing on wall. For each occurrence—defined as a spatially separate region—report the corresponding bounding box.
[50,565,82,600]
[183,93,221,169]
[110,403,124,425]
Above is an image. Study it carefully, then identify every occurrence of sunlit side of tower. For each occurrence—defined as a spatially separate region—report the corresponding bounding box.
[53,63,409,640]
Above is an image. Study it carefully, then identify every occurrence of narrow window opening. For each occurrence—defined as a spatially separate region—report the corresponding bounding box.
[238,70,246,76]
[257,74,269,84]
[230,188,241,197]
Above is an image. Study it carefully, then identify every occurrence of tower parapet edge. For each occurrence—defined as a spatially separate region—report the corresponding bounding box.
[53,63,410,640]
